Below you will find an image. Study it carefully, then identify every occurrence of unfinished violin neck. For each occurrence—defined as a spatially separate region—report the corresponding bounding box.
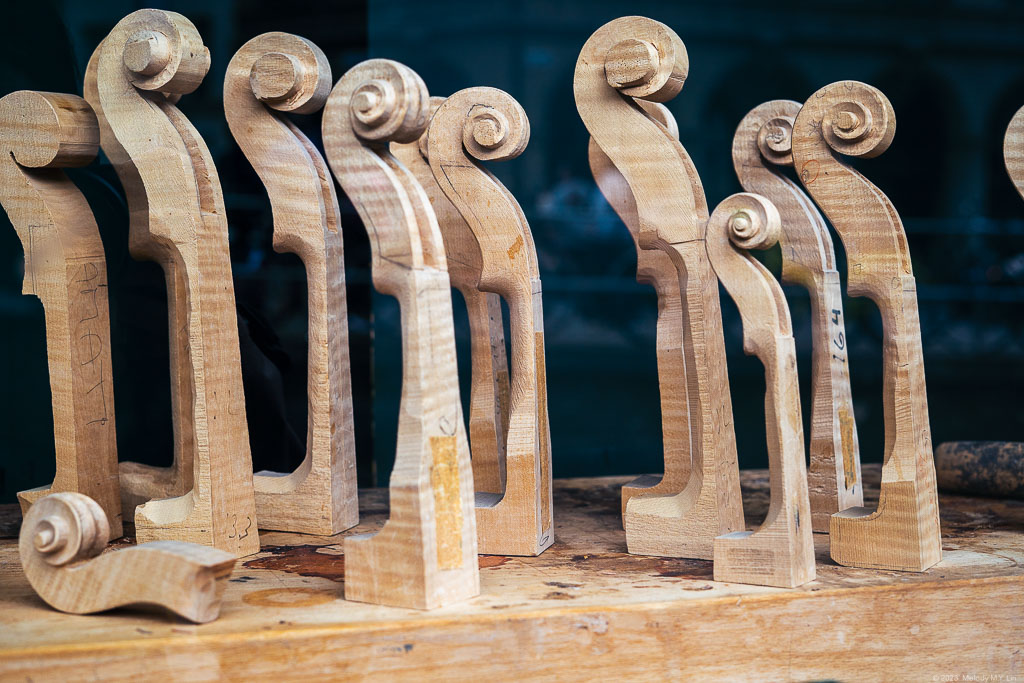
[792,81,941,571]
[225,31,358,536]
[0,90,122,541]
[84,43,195,519]
[95,9,259,557]
[322,59,478,609]
[588,101,690,516]
[390,96,511,499]
[731,100,863,532]
[575,16,742,560]
[20,492,236,623]
[705,193,815,588]
[427,87,554,556]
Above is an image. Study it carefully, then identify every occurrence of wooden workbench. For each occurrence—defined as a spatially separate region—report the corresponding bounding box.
[1,465,1021,680]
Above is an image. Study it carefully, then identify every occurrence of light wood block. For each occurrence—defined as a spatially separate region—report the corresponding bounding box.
[93,9,259,557]
[0,91,122,541]
[575,16,743,559]
[792,81,941,571]
[0,466,1018,680]
[733,99,864,533]
[224,32,358,536]
[321,59,479,609]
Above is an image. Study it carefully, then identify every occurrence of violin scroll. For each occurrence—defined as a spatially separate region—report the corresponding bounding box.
[724,192,781,252]
[247,33,331,114]
[460,91,530,162]
[815,82,896,160]
[1,91,98,169]
[116,10,210,94]
[600,18,688,102]
[345,60,430,144]
[21,493,108,569]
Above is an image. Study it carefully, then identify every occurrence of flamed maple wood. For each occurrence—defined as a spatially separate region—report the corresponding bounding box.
[19,492,235,623]
[792,81,941,571]
[426,87,554,556]
[705,192,815,588]
[732,99,863,532]
[588,101,691,517]
[224,32,358,536]
[390,96,512,499]
[575,16,743,559]
[84,47,195,522]
[0,90,122,541]
[94,9,259,557]
[322,59,479,609]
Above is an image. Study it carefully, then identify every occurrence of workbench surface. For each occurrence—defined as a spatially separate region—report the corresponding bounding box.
[1,465,1022,681]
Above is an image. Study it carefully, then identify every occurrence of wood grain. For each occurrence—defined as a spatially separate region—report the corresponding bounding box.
[588,101,690,516]
[0,91,122,541]
[391,96,511,497]
[732,99,863,532]
[321,59,479,609]
[792,81,941,571]
[94,9,259,557]
[19,492,235,623]
[426,87,554,556]
[224,32,358,535]
[0,466,1019,680]
[705,193,815,588]
[575,16,743,559]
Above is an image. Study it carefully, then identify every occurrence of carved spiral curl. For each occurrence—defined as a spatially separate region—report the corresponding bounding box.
[115,9,210,95]
[720,192,781,251]
[600,18,688,103]
[19,492,108,568]
[245,32,332,115]
[342,59,430,144]
[447,88,530,162]
[816,81,896,159]
[0,91,98,169]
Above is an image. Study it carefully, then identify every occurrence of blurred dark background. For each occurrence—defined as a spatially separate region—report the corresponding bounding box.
[1,0,1023,503]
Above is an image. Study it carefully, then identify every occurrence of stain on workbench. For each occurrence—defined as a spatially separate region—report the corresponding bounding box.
[242,587,336,608]
[479,555,508,568]
[244,545,346,582]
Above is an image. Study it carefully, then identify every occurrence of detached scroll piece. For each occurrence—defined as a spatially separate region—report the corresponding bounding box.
[575,16,743,559]
[322,59,478,609]
[732,100,863,532]
[95,9,259,556]
[84,38,195,519]
[427,88,554,556]
[705,193,815,588]
[20,492,235,623]
[391,97,511,498]
[0,91,122,541]
[792,81,941,571]
[588,100,690,515]
[224,32,358,535]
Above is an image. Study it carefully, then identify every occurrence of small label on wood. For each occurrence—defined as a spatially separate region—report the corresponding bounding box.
[431,435,462,570]
[839,406,857,490]
[535,331,552,530]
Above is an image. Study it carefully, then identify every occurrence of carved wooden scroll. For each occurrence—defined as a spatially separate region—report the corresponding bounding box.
[84,47,195,521]
[0,91,121,540]
[705,193,815,588]
[20,492,235,622]
[391,96,511,497]
[588,101,690,515]
[732,100,863,532]
[792,81,941,571]
[95,9,259,556]
[224,32,358,535]
[322,59,479,609]
[575,16,743,559]
[426,87,554,556]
